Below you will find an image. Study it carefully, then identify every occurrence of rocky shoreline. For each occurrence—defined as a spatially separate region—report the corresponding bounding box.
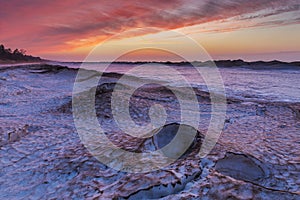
[0,64,299,199]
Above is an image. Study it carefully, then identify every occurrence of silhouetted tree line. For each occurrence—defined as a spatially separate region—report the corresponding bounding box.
[0,44,42,61]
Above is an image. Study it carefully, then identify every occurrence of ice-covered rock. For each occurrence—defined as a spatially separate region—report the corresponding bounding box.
[140,123,203,159]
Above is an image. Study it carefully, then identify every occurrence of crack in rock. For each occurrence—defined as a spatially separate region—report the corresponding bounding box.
[123,170,202,200]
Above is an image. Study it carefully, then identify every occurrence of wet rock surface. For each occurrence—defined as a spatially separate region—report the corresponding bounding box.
[140,123,204,158]
[0,64,299,199]
[215,152,269,182]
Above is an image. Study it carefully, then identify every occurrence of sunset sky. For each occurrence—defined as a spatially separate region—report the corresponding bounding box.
[1,0,299,61]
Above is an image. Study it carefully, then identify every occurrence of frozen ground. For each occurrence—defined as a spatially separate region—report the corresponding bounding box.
[0,64,299,199]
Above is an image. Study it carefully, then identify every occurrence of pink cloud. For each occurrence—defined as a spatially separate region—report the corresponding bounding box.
[0,0,298,57]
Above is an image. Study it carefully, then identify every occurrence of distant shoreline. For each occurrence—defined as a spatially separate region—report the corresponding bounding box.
[1,59,300,71]
[0,61,45,67]
[51,59,300,65]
